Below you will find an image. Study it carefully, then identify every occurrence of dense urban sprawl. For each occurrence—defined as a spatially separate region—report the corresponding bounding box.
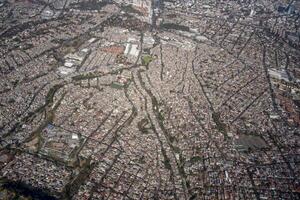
[0,0,299,199]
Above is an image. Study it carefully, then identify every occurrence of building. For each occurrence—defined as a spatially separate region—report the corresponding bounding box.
[115,0,153,23]
[120,0,151,10]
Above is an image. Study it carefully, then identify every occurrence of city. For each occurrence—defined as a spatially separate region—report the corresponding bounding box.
[0,0,299,199]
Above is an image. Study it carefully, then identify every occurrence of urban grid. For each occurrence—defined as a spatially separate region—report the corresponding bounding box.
[0,0,299,199]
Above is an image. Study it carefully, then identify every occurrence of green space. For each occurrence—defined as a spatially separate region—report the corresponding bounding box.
[142,55,154,66]
[212,112,228,139]
[110,82,124,90]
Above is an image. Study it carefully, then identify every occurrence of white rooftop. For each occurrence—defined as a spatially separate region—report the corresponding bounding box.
[58,66,76,75]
